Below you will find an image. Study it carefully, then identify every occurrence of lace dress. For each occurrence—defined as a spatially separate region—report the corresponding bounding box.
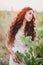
[9,28,29,65]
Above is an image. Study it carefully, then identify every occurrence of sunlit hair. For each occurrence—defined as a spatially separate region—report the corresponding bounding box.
[7,7,36,45]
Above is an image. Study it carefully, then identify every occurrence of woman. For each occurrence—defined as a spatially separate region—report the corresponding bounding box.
[5,7,37,65]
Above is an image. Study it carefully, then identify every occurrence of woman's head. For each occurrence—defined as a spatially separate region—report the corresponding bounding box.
[16,7,35,22]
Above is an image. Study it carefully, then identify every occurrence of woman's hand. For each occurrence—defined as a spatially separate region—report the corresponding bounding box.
[34,37,39,41]
[11,52,20,63]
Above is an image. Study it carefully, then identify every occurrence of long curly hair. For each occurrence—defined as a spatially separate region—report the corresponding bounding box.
[7,7,36,45]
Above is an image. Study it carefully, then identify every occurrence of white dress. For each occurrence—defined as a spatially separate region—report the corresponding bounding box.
[9,28,28,65]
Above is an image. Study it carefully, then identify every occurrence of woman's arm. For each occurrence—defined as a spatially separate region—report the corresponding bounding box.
[5,37,19,63]
[5,17,21,63]
[5,19,16,55]
[5,40,14,55]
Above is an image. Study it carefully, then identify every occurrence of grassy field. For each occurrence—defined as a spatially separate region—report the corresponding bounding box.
[0,11,43,65]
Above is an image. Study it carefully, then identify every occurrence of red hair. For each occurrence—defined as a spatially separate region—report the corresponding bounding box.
[6,7,36,45]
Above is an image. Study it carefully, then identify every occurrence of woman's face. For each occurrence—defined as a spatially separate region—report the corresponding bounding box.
[25,10,34,22]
